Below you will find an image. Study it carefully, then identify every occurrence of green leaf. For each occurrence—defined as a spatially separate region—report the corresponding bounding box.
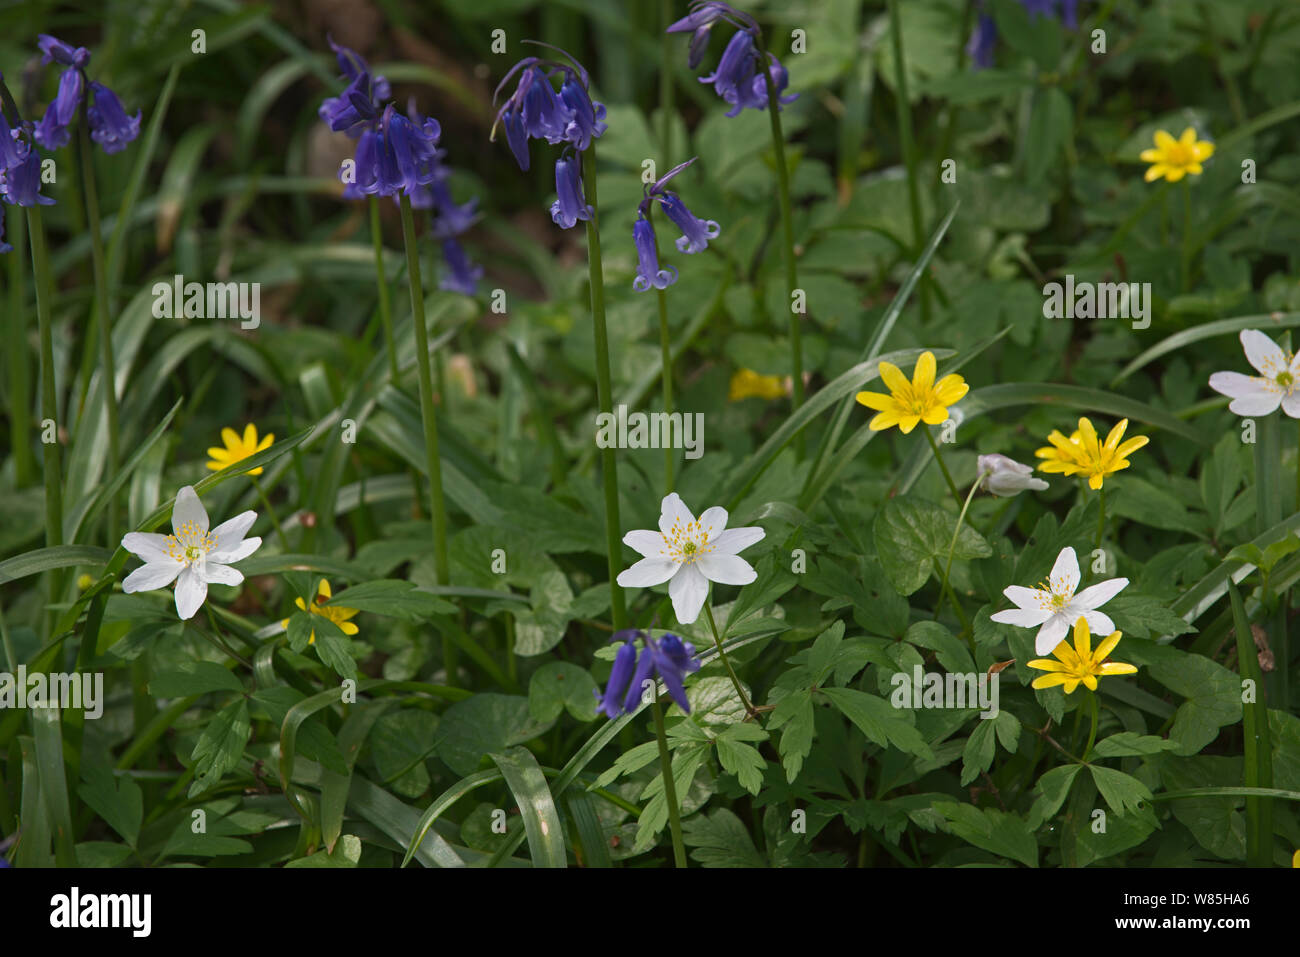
[767,690,815,783]
[1092,732,1179,758]
[1025,87,1073,185]
[488,747,567,868]
[714,730,766,796]
[1122,643,1242,756]
[681,808,766,867]
[1028,765,1081,829]
[820,687,934,760]
[1089,765,1153,816]
[77,767,143,848]
[149,661,244,697]
[189,699,251,798]
[0,545,113,584]
[285,834,363,867]
[528,662,598,723]
[934,802,1038,867]
[370,709,440,798]
[325,579,457,619]
[873,495,991,596]
[434,694,552,777]
[512,570,575,656]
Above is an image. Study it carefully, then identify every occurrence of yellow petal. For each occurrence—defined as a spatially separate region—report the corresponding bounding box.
[921,404,949,425]
[1185,163,1203,176]
[1166,166,1186,183]
[317,579,332,600]
[897,415,921,434]
[243,423,258,448]
[1062,677,1080,694]
[340,622,359,636]
[933,375,969,406]
[1073,617,1092,660]
[1115,434,1149,458]
[877,361,910,397]
[205,461,223,472]
[1193,141,1214,161]
[869,411,901,431]
[855,390,894,412]
[1099,662,1138,676]
[1154,130,1177,151]
[1027,658,1066,672]
[1094,630,1124,661]
[1138,148,1162,163]
[295,597,307,611]
[258,433,274,451]
[1144,164,1167,182]
[1032,673,1069,690]
[1179,127,1196,146]
[1104,418,1128,450]
[1088,473,1104,490]
[1082,674,1098,691]
[912,351,936,394]
[221,427,241,448]
[207,447,230,461]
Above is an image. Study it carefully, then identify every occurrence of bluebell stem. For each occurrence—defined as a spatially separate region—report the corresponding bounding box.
[550,153,593,229]
[31,34,139,154]
[594,629,701,718]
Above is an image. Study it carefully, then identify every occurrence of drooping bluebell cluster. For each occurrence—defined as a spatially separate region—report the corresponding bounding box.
[667,1,797,118]
[967,0,1081,70]
[491,45,606,230]
[33,35,140,153]
[632,157,720,293]
[594,629,701,718]
[1,74,55,254]
[319,38,482,294]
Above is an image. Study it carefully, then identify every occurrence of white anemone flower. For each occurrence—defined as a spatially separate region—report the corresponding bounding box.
[616,493,765,625]
[121,485,262,620]
[990,546,1128,655]
[978,453,1049,497]
[1208,329,1300,418]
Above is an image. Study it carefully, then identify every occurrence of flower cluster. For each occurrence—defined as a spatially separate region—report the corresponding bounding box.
[492,44,607,232]
[632,158,720,292]
[33,34,140,153]
[594,628,701,717]
[320,37,482,294]
[668,1,797,118]
[967,1,1081,70]
[0,100,50,252]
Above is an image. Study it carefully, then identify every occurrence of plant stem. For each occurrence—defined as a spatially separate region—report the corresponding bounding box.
[923,426,962,503]
[936,473,986,638]
[657,289,675,494]
[398,194,453,685]
[581,147,628,631]
[249,475,290,552]
[756,32,804,454]
[27,204,64,632]
[6,208,32,487]
[1083,691,1099,761]
[887,0,930,326]
[1180,179,1192,292]
[702,603,756,718]
[1255,413,1288,708]
[650,695,687,867]
[369,196,399,381]
[77,99,121,540]
[1228,582,1273,866]
[1095,486,1106,554]
[659,0,674,162]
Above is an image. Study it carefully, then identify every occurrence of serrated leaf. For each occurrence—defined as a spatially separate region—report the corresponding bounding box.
[1089,764,1152,816]
[873,495,991,596]
[149,660,244,697]
[935,802,1038,867]
[820,687,934,760]
[188,700,251,798]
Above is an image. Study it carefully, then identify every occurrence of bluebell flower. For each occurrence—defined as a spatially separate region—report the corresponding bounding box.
[550,154,593,229]
[327,35,391,103]
[384,105,441,196]
[1,150,55,207]
[0,106,28,170]
[37,34,90,69]
[632,215,677,292]
[87,83,141,154]
[492,46,606,173]
[674,4,798,117]
[700,29,757,103]
[666,0,759,69]
[966,14,998,69]
[439,238,483,295]
[658,193,720,254]
[593,629,701,718]
[34,66,82,150]
[319,38,389,137]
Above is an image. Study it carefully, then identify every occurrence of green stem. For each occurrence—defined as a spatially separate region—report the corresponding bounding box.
[650,695,687,867]
[936,473,986,641]
[27,204,64,633]
[657,288,674,495]
[1255,413,1288,708]
[923,426,961,503]
[887,0,930,326]
[1180,179,1192,292]
[581,147,627,631]
[369,196,399,381]
[659,0,674,162]
[7,208,32,487]
[1228,582,1273,866]
[249,475,290,552]
[1095,486,1106,554]
[397,195,453,691]
[1083,691,1099,761]
[77,97,121,540]
[756,32,803,453]
[702,603,756,718]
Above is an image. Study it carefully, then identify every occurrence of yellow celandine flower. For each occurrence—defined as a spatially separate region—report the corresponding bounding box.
[207,424,274,476]
[728,368,786,401]
[1027,617,1138,693]
[279,579,360,644]
[1140,127,1214,183]
[855,351,969,434]
[1035,416,1148,490]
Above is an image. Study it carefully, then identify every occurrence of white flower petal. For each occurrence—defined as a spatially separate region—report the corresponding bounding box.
[172,485,209,535]
[658,492,695,538]
[617,557,679,587]
[668,563,709,624]
[1241,329,1286,377]
[122,561,181,593]
[623,529,666,558]
[1210,372,1282,416]
[210,510,257,553]
[1073,576,1128,610]
[174,566,208,620]
[208,536,262,566]
[991,607,1050,628]
[697,506,728,542]
[710,526,765,555]
[1282,391,1300,419]
[1002,585,1047,609]
[1050,547,1080,595]
[1082,609,1116,637]
[204,563,244,587]
[697,553,757,586]
[122,532,172,564]
[1035,615,1071,656]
